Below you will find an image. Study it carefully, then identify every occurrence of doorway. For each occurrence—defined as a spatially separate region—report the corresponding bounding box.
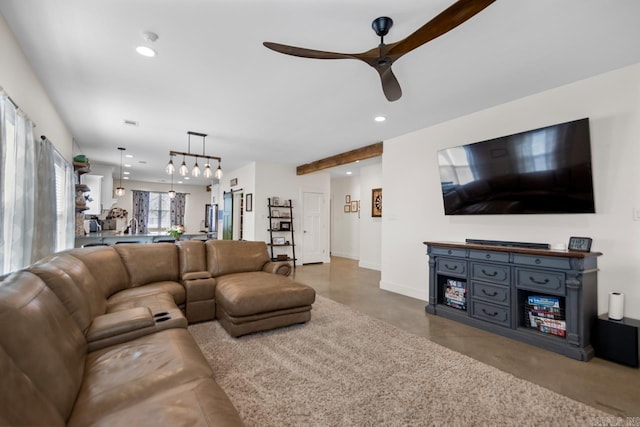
[222,190,243,240]
[302,192,324,264]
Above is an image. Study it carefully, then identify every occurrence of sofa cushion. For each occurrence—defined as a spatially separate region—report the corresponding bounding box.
[215,271,316,317]
[0,271,87,421]
[108,281,186,306]
[107,291,179,314]
[115,243,180,287]
[177,240,209,276]
[27,254,95,334]
[69,328,213,423]
[68,246,130,298]
[0,345,66,426]
[68,378,244,427]
[206,240,270,277]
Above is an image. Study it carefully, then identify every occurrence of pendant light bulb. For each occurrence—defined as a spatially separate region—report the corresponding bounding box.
[215,162,223,180]
[165,158,175,174]
[168,190,176,199]
[192,158,201,177]
[203,163,213,179]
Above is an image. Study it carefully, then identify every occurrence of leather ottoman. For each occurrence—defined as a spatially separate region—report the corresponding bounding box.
[215,272,316,337]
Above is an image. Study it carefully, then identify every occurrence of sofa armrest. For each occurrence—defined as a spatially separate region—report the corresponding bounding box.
[183,275,216,323]
[86,307,156,351]
[182,271,211,281]
[263,261,292,276]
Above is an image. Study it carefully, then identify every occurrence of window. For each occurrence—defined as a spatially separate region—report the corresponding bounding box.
[148,192,172,231]
[54,151,74,252]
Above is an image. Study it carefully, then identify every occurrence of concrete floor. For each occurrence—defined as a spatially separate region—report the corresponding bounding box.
[293,257,640,418]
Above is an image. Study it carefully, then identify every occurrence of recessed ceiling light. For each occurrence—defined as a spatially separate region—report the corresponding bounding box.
[124,164,131,167]
[184,177,190,180]
[136,46,156,57]
[346,171,353,175]
[125,154,134,158]
[374,116,386,122]
[123,177,129,180]
[123,171,130,175]
[178,181,183,184]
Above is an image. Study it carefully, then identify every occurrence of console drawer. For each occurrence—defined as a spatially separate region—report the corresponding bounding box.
[470,262,510,285]
[470,281,510,306]
[471,300,511,327]
[516,268,565,294]
[469,250,509,263]
[436,258,467,277]
[513,254,571,270]
[431,247,466,258]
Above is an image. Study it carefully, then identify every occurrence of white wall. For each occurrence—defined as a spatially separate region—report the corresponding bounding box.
[111,179,211,234]
[359,163,382,270]
[381,63,640,318]
[331,176,360,260]
[0,13,72,160]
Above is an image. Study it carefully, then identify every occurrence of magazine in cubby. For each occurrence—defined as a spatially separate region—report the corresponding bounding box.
[522,293,566,337]
[443,278,467,311]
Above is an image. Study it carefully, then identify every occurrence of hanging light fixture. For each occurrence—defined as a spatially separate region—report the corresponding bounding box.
[202,134,213,178]
[178,153,189,176]
[168,164,176,199]
[192,156,201,177]
[115,147,126,196]
[165,157,175,174]
[166,131,223,181]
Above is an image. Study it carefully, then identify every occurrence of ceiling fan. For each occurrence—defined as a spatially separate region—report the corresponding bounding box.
[263,0,495,102]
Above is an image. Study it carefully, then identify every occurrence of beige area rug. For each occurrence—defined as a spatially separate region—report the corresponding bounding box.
[189,296,608,426]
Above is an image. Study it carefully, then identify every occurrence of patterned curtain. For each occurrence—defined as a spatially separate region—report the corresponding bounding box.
[132,190,150,234]
[170,193,186,226]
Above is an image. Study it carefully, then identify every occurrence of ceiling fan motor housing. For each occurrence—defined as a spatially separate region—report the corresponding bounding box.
[372,16,393,37]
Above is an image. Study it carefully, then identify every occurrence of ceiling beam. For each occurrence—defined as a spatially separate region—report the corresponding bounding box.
[296,142,383,175]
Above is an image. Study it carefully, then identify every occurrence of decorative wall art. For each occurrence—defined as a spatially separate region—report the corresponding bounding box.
[372,188,382,217]
[344,205,351,213]
[245,193,253,212]
[350,200,359,212]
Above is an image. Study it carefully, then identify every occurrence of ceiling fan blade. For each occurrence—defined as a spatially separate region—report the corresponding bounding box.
[388,0,495,58]
[263,42,358,60]
[376,66,402,102]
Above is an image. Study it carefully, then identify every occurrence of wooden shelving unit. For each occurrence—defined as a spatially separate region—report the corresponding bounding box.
[267,198,296,268]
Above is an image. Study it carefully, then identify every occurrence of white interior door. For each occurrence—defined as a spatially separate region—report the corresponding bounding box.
[302,192,324,264]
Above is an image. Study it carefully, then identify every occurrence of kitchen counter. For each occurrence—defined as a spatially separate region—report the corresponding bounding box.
[74,232,212,248]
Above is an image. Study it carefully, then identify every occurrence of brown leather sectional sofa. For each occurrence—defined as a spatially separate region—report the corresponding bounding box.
[0,240,315,426]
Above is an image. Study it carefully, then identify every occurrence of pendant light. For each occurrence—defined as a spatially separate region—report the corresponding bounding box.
[201,135,212,178]
[165,157,175,174]
[192,156,201,177]
[168,165,176,199]
[215,160,223,179]
[179,153,189,176]
[115,147,126,196]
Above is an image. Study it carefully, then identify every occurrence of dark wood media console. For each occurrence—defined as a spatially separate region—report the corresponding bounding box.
[424,241,602,361]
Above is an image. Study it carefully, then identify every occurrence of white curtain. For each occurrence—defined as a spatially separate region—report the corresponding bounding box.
[0,89,74,274]
[0,89,36,274]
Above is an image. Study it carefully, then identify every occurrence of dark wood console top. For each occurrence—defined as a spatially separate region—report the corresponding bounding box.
[423,241,602,259]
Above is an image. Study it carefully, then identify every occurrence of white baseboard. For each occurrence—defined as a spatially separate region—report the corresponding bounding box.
[330,252,358,260]
[358,261,381,271]
[379,280,428,301]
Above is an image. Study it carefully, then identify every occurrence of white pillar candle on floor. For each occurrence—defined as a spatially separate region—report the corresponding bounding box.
[608,292,625,320]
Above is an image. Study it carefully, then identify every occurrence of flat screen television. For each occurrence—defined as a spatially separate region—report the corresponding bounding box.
[437,118,595,215]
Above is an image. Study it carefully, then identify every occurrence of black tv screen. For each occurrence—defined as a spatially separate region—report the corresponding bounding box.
[438,118,595,215]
